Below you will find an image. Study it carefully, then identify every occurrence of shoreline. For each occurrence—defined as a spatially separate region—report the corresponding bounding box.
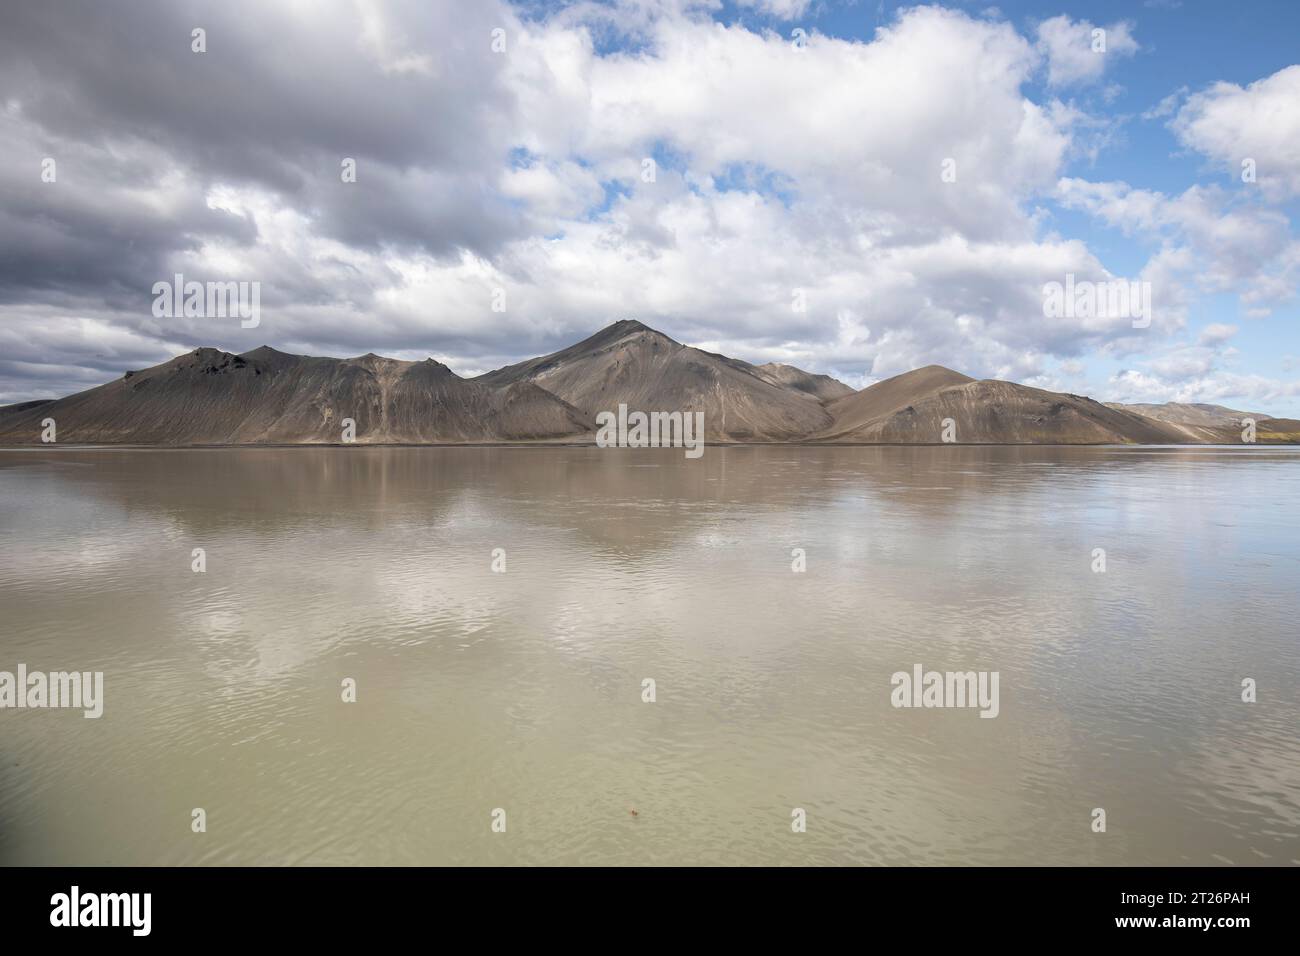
[1,440,1295,450]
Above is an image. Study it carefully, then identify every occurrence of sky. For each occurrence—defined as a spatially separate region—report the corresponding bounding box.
[2,0,1299,413]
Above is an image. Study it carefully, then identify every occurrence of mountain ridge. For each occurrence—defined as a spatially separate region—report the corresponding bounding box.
[0,345,592,444]
[2,322,1296,445]
[475,320,834,441]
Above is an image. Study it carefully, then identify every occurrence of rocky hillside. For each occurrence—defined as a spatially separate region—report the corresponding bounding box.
[3,322,1295,445]
[475,319,833,441]
[0,346,592,444]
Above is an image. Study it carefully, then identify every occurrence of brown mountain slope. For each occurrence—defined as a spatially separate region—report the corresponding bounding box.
[2,325,1295,446]
[475,319,832,441]
[0,346,592,444]
[1256,418,1300,442]
[0,398,55,420]
[752,362,855,402]
[1105,401,1272,442]
[1107,401,1271,426]
[819,365,975,440]
[821,368,1187,443]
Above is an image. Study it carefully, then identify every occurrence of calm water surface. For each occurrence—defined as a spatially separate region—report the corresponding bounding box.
[0,445,1297,865]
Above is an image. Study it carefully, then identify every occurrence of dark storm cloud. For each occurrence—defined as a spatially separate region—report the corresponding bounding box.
[0,171,257,311]
[0,0,525,307]
[0,0,513,176]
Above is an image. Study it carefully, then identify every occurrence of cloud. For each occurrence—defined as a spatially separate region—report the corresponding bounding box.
[736,0,812,20]
[0,2,1115,399]
[0,0,529,283]
[1056,178,1300,318]
[1142,86,1187,120]
[0,0,1290,415]
[1101,329,1299,410]
[1107,367,1300,408]
[1198,323,1238,345]
[1171,65,1300,201]
[1035,15,1138,88]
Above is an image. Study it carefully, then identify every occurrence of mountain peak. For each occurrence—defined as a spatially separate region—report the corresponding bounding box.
[241,345,291,358]
[347,352,408,373]
[585,318,673,347]
[607,318,650,334]
[911,364,972,380]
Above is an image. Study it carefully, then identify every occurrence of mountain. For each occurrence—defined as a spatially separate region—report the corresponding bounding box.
[2,322,1295,446]
[1114,401,1300,443]
[1109,401,1270,426]
[1103,401,1266,442]
[0,346,591,444]
[752,363,855,402]
[475,319,833,440]
[818,366,1188,444]
[819,366,974,439]
[0,399,54,419]
[1256,418,1300,442]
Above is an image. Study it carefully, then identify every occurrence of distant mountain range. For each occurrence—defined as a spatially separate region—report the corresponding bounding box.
[2,320,1296,445]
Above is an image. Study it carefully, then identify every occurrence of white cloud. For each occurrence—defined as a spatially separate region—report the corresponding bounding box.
[1056,178,1300,318]
[1142,85,1187,120]
[1147,345,1217,379]
[500,160,605,222]
[1101,331,1299,410]
[1035,16,1138,88]
[1171,65,1300,201]
[1108,367,1300,408]
[736,0,812,20]
[399,5,1119,380]
[1198,323,1237,345]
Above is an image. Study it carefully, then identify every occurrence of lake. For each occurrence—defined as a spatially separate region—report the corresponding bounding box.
[0,445,1297,865]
